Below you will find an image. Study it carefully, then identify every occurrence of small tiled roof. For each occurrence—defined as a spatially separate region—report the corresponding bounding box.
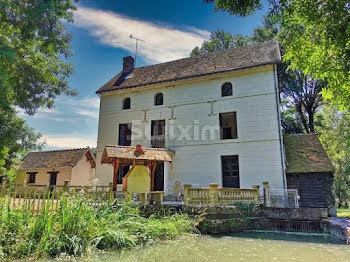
[101,145,173,164]
[96,40,281,94]
[20,148,96,170]
[284,134,334,174]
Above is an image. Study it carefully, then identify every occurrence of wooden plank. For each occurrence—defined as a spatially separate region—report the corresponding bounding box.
[112,160,120,191]
[151,161,157,191]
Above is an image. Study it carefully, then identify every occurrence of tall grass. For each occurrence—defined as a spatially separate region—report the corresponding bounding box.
[0,195,195,259]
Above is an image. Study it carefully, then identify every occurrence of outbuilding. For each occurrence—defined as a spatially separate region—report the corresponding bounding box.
[16,148,96,189]
[284,134,336,215]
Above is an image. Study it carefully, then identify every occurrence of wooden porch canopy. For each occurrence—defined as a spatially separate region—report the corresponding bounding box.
[100,145,173,191]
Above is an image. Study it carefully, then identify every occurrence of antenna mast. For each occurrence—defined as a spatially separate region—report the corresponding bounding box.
[129,34,145,67]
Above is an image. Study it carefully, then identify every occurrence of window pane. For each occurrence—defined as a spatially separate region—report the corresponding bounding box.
[219,112,237,140]
[118,123,132,146]
[122,98,130,109]
[155,93,163,106]
[27,172,37,184]
[221,83,233,97]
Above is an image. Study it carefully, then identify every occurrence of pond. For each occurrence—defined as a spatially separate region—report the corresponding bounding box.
[43,232,350,262]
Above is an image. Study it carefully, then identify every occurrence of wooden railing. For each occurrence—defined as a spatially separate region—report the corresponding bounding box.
[0,181,164,211]
[183,184,260,206]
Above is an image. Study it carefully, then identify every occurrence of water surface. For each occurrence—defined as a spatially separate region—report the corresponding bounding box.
[44,232,350,262]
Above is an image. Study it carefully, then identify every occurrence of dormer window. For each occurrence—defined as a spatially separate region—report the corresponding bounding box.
[154,93,163,106]
[122,97,131,110]
[221,82,233,97]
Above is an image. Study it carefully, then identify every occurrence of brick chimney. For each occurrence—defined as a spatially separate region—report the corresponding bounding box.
[123,56,134,73]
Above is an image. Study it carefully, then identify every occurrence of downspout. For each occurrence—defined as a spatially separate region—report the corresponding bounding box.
[273,64,287,189]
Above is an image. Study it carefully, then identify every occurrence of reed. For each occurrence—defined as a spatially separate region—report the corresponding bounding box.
[0,194,195,259]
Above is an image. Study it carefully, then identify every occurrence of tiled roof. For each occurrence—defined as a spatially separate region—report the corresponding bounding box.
[284,134,334,174]
[101,145,173,164]
[20,148,96,170]
[96,40,281,94]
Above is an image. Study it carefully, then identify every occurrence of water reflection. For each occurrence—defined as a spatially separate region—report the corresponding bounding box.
[41,232,350,262]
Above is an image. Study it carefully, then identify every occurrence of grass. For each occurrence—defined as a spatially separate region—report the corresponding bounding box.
[0,194,195,260]
[337,208,350,218]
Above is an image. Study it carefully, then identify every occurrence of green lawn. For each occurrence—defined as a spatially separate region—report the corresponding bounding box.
[337,208,350,218]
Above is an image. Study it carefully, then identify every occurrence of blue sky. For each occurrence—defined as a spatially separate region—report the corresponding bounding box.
[21,0,269,149]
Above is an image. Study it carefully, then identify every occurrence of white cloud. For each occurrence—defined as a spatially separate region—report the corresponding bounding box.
[73,7,210,63]
[17,96,100,122]
[74,108,99,119]
[60,96,100,109]
[17,107,71,122]
[41,135,96,149]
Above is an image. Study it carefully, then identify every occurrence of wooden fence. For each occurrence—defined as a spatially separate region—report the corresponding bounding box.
[183,183,260,205]
[0,181,164,212]
[0,182,125,213]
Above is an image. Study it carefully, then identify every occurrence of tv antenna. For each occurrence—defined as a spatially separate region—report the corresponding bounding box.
[129,34,145,67]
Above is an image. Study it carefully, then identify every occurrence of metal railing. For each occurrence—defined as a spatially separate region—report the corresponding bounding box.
[267,189,299,208]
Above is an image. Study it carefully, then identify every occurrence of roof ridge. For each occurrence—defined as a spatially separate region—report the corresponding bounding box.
[28,147,90,154]
[133,40,278,70]
[96,40,281,94]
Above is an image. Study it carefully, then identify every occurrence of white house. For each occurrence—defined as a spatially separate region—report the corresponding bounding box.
[95,41,286,195]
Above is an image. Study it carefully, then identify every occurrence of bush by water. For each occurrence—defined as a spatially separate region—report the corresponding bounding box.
[0,194,195,259]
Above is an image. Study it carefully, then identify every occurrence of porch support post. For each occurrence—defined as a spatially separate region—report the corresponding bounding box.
[151,161,157,191]
[164,161,170,196]
[113,160,120,191]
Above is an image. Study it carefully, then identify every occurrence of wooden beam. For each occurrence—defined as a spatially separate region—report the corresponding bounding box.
[112,160,120,191]
[151,161,157,191]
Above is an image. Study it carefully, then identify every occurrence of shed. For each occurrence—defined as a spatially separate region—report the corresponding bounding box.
[16,148,96,188]
[284,134,335,212]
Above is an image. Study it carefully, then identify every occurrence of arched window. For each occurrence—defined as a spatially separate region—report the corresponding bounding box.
[122,97,131,110]
[221,82,233,97]
[154,93,163,106]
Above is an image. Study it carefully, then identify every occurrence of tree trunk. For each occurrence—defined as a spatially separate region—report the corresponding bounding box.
[307,108,315,133]
[295,103,309,133]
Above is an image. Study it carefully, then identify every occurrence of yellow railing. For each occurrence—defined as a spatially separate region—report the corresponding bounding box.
[184,184,260,205]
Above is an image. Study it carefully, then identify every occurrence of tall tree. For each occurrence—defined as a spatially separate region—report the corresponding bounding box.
[0,0,77,115]
[316,106,350,207]
[190,30,249,57]
[279,66,324,133]
[0,0,77,178]
[204,0,350,110]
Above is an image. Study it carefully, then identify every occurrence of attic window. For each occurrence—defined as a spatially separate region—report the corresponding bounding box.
[122,97,131,110]
[123,73,134,80]
[221,82,233,97]
[154,93,163,106]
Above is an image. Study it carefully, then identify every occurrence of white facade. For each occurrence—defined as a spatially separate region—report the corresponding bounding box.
[95,65,286,194]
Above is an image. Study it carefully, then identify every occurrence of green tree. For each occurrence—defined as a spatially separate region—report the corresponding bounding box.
[205,0,350,110]
[0,0,77,178]
[316,105,350,207]
[279,67,324,133]
[190,30,249,57]
[280,99,304,134]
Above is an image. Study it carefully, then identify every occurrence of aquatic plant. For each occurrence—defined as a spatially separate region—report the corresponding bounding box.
[0,195,195,259]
